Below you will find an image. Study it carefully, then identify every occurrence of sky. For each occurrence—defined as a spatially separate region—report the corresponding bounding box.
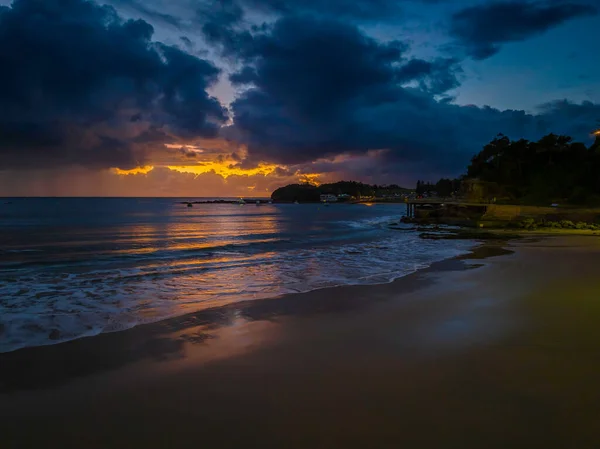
[0,0,599,197]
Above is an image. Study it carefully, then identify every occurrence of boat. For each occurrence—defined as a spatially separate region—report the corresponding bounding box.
[238,198,246,205]
[294,200,299,204]
[187,202,193,208]
[256,201,260,206]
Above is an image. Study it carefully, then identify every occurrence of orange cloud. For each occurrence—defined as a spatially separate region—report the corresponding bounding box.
[297,173,322,186]
[166,162,278,179]
[112,166,154,175]
[104,145,351,196]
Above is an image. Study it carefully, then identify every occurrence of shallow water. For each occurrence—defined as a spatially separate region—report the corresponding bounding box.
[0,198,475,352]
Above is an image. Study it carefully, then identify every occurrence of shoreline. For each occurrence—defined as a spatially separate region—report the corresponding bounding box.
[4,235,600,448]
[0,236,479,356]
[418,225,600,239]
[0,239,499,391]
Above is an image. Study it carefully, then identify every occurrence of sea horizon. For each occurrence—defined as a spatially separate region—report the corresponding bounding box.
[0,198,474,352]
[1,196,272,199]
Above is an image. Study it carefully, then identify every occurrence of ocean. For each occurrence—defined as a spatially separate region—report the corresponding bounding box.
[0,198,475,353]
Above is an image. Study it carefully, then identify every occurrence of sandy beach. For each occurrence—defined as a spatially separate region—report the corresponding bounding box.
[3,236,600,448]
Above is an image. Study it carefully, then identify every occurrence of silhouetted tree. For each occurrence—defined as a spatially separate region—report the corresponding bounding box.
[271,181,410,202]
[458,131,600,205]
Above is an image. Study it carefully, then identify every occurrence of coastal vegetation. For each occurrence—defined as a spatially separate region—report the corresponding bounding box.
[270,130,600,235]
[510,218,600,231]
[423,131,600,206]
[273,131,600,207]
[271,181,409,202]
[416,179,461,197]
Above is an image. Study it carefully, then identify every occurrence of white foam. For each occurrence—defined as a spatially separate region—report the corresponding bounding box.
[0,225,476,353]
[337,214,402,229]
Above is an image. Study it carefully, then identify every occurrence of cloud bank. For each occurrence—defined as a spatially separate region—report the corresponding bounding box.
[225,13,600,178]
[0,0,227,170]
[0,0,599,193]
[449,1,597,59]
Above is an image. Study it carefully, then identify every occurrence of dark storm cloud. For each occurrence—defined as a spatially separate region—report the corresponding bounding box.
[197,0,245,27]
[180,36,194,48]
[450,0,598,59]
[196,0,447,55]
[106,0,182,28]
[0,0,227,170]
[226,15,600,176]
[225,16,464,166]
[395,58,464,95]
[229,17,413,116]
[230,0,409,21]
[535,100,600,135]
[124,0,441,29]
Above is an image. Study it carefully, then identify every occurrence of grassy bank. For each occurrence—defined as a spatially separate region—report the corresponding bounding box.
[407,202,600,238]
[415,219,600,241]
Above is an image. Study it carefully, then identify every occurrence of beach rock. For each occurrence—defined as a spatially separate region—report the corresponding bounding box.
[49,329,61,340]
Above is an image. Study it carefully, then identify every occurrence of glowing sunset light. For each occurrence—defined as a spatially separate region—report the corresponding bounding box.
[110,161,325,189]
[297,173,322,186]
[167,162,278,178]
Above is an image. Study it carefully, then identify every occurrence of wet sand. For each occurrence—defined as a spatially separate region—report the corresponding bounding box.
[3,236,600,448]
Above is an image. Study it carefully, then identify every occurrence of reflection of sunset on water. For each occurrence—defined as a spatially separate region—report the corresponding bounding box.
[0,199,473,352]
[105,205,286,320]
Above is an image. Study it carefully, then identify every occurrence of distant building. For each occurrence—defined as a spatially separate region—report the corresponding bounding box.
[320,194,338,202]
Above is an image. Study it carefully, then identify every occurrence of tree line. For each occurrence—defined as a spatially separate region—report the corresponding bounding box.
[415,179,461,197]
[421,132,600,205]
[271,181,410,202]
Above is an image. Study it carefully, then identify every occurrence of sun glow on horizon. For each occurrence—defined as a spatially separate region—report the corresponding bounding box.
[112,162,280,179]
[297,173,322,186]
[167,162,278,178]
[113,166,154,175]
[111,160,327,189]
